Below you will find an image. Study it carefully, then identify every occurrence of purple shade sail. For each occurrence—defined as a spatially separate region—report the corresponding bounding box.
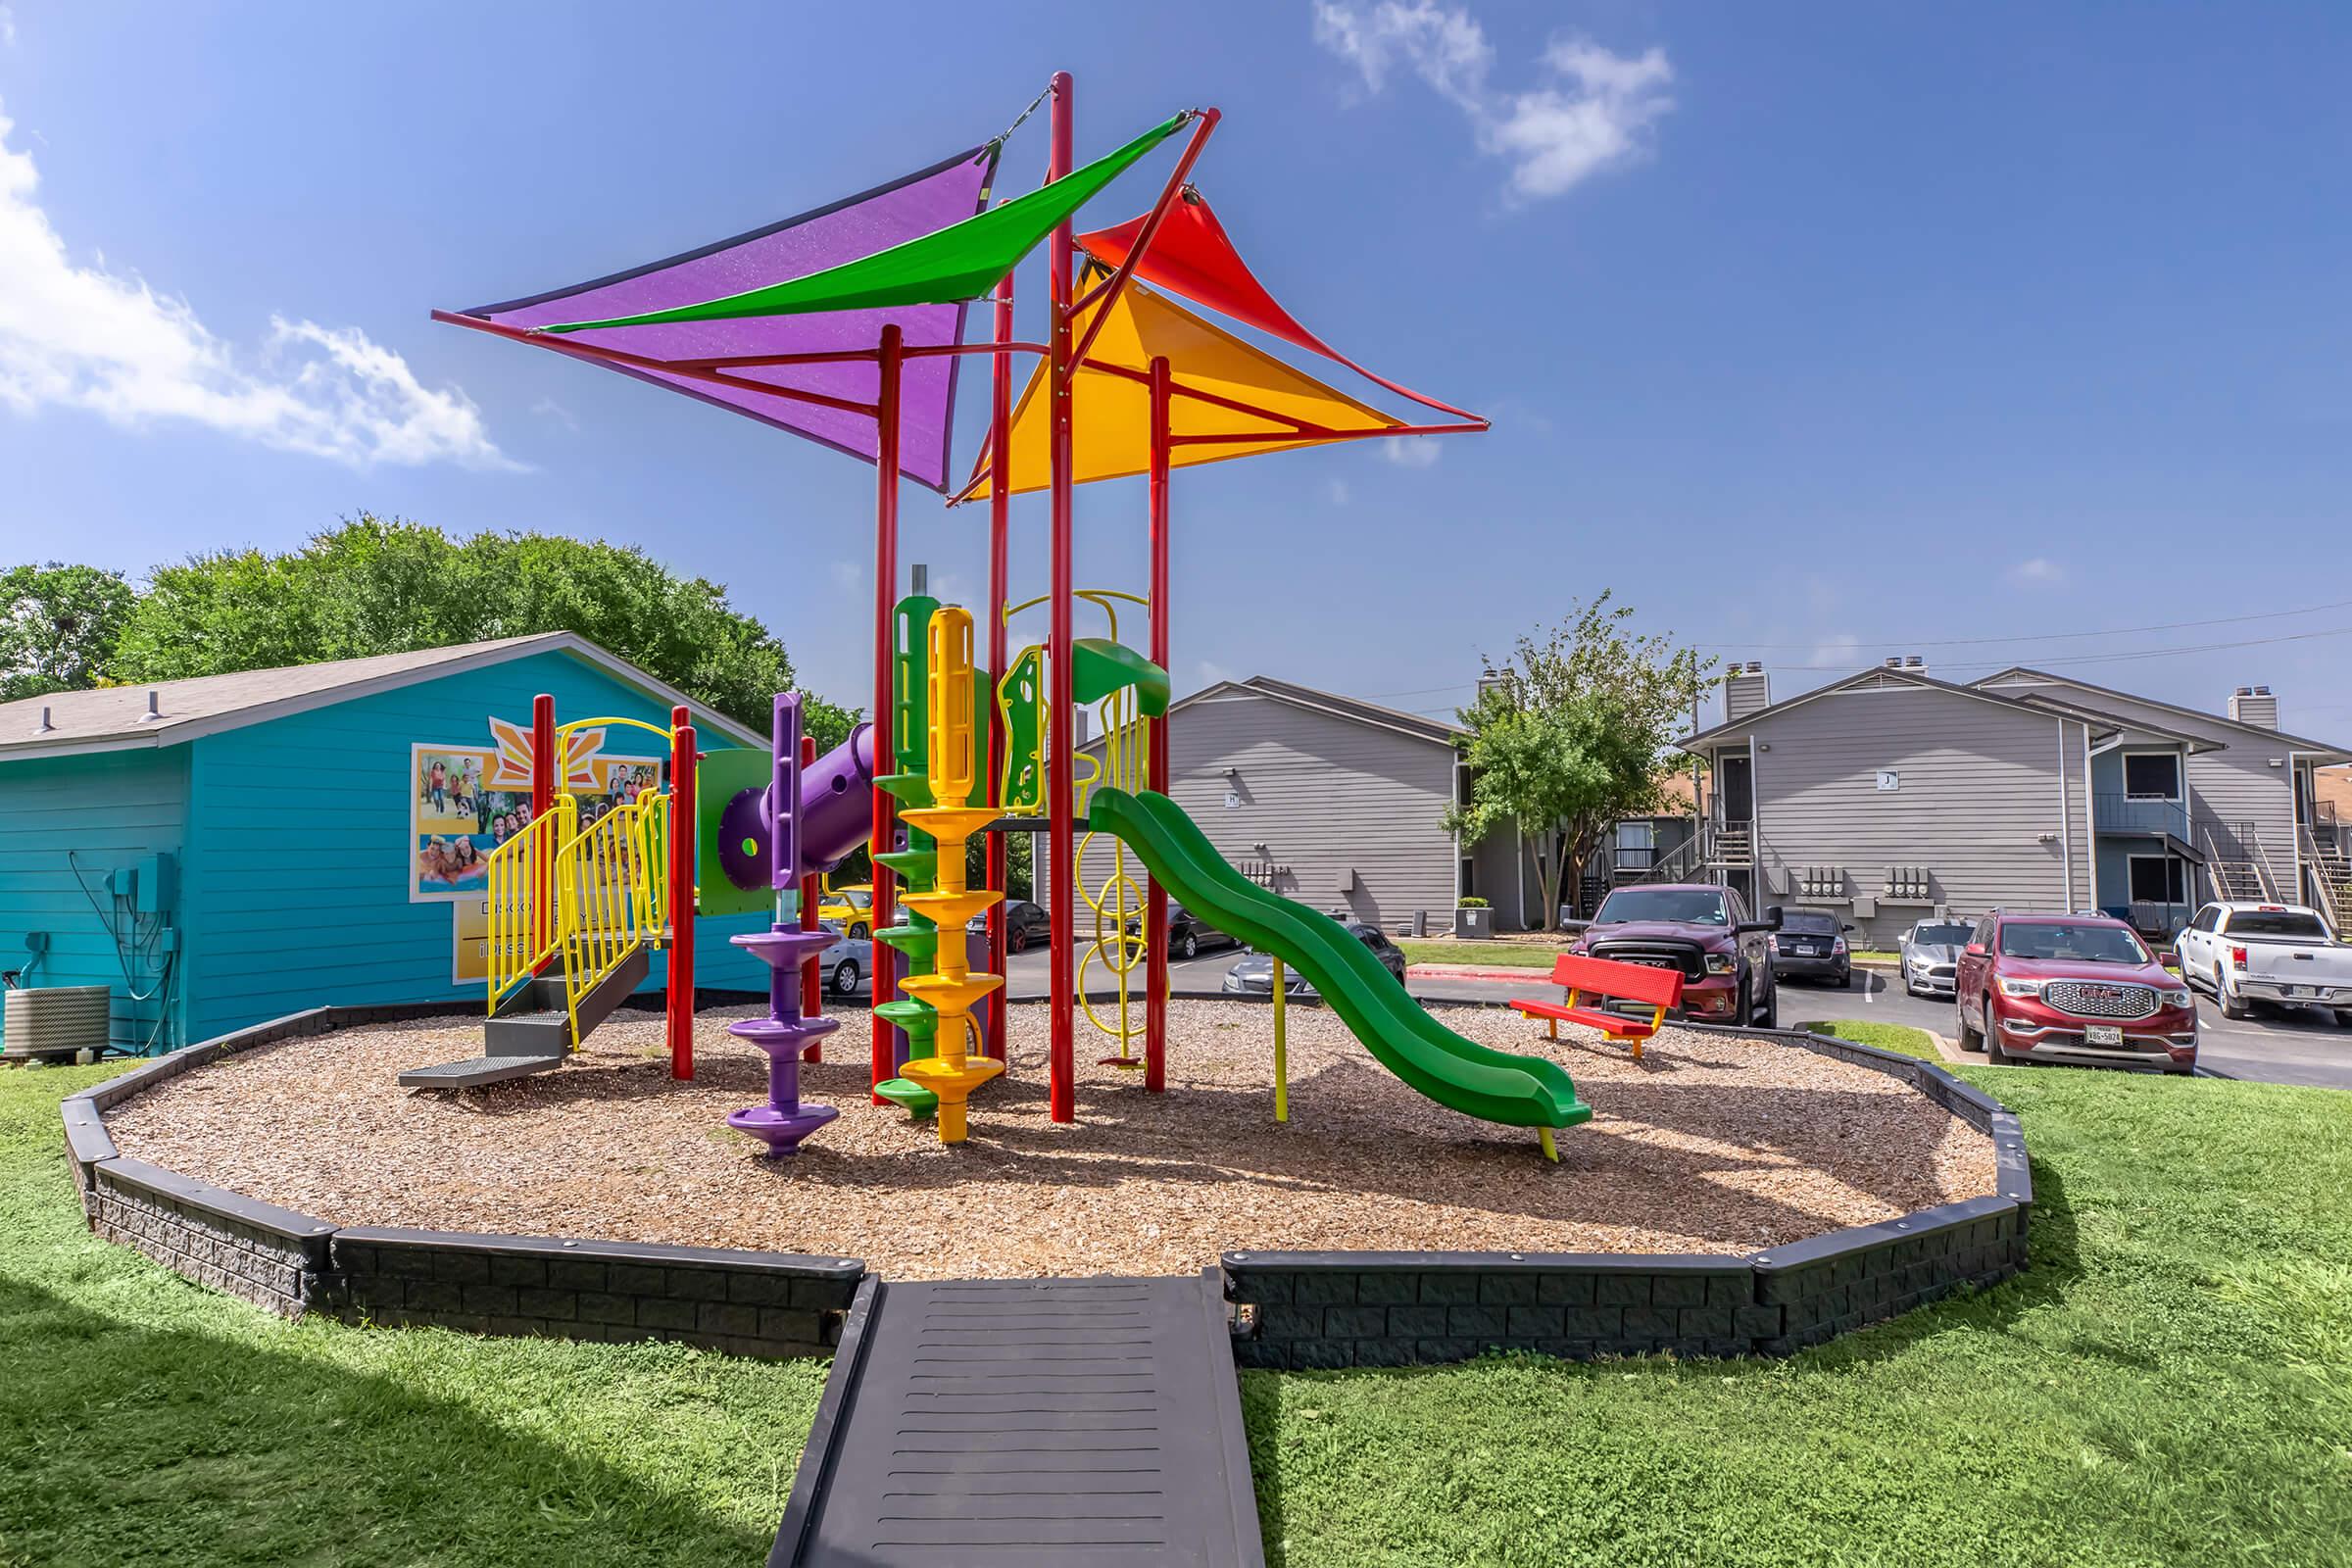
[446,144,998,492]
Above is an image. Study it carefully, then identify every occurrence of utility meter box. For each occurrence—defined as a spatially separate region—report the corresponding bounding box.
[135,853,176,914]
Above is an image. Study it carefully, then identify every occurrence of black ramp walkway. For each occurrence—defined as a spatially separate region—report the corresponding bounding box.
[770,1271,1264,1567]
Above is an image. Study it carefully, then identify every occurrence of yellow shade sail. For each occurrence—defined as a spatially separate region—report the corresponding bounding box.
[956,270,1405,502]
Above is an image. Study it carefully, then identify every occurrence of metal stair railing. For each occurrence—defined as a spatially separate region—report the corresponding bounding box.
[1624,831,1702,887]
[559,790,671,1044]
[2200,823,2266,902]
[2248,824,2287,904]
[485,802,574,1017]
[2299,824,2352,936]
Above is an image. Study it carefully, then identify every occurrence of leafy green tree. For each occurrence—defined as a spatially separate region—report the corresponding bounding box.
[0,563,136,702]
[1445,593,1712,928]
[109,515,848,744]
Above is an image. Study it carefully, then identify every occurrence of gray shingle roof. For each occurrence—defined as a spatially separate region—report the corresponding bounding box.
[0,633,763,760]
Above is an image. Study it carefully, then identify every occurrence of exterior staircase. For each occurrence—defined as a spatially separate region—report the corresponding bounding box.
[2202,823,2275,903]
[2302,826,2352,936]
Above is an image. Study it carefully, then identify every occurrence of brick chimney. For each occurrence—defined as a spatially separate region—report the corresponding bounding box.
[2229,685,2278,730]
[1725,662,1771,723]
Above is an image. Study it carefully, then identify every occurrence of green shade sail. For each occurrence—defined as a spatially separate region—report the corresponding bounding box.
[544,115,1190,333]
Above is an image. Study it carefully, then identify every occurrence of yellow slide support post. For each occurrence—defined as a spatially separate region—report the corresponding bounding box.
[896,607,1006,1144]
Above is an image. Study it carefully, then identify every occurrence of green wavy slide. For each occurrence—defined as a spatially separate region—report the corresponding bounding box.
[1087,787,1592,1143]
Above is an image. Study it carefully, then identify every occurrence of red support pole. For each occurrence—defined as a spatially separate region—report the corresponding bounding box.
[985,261,1013,1061]
[1145,356,1171,1093]
[1046,70,1077,1123]
[799,731,822,1057]
[530,693,556,977]
[667,705,696,1081]
[870,322,905,1104]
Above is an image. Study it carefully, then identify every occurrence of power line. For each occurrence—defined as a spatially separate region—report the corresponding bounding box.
[1688,596,2352,653]
[1360,593,2352,703]
[1922,623,2352,671]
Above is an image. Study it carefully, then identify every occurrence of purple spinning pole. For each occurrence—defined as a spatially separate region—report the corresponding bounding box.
[726,693,842,1156]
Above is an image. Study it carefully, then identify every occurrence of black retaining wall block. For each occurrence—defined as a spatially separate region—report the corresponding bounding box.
[1228,1027,2034,1369]
[87,1156,337,1317]
[64,1003,866,1359]
[329,1228,861,1358]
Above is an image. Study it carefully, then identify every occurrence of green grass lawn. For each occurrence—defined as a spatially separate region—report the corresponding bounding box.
[1396,940,1563,968]
[1243,1064,2352,1567]
[1799,1017,1945,1061]
[11,1042,2352,1566]
[0,1062,826,1567]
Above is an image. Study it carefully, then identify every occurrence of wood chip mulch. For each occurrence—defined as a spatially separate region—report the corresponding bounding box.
[105,1001,1993,1281]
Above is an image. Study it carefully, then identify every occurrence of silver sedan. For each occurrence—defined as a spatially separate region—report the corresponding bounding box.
[816,921,872,998]
[1898,918,1973,998]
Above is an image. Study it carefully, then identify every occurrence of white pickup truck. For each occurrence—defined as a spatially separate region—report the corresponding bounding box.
[2175,902,2352,1021]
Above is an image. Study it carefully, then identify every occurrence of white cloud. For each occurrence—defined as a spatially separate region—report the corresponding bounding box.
[2007,558,2067,586]
[1383,436,1442,467]
[0,98,514,470]
[530,396,578,432]
[1806,632,1860,669]
[1312,2,1673,204]
[828,560,863,591]
[0,8,17,48]
[1326,477,1351,505]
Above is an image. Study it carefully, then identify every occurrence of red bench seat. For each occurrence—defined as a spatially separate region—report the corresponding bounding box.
[1512,953,1685,1060]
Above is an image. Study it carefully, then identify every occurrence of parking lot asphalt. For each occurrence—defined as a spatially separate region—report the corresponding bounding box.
[1780,965,2352,1091]
[938,948,2352,1092]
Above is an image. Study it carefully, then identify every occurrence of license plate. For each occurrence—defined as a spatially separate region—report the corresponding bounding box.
[2084,1024,2124,1046]
[2283,985,2311,999]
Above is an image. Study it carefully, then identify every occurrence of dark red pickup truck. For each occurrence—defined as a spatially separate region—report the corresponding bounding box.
[1566,883,1784,1028]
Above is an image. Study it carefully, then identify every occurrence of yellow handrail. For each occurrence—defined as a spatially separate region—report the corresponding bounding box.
[486,804,573,1016]
[484,784,672,1048]
[558,790,669,1044]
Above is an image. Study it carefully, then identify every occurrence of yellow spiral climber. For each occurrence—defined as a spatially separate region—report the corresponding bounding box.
[895,607,1006,1145]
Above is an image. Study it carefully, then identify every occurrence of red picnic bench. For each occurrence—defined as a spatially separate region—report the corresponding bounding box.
[1512,953,1685,1061]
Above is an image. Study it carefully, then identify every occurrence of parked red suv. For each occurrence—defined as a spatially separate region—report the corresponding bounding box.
[1954,910,2197,1074]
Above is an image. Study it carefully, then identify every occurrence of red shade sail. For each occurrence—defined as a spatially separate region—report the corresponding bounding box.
[1078,189,1483,423]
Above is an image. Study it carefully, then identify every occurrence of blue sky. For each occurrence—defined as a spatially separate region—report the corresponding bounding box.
[3,2,2348,736]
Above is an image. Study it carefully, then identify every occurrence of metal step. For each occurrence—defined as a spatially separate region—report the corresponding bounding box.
[485,1007,571,1054]
[397,1054,568,1089]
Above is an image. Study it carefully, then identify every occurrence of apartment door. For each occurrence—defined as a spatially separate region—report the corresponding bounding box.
[1719,754,1754,825]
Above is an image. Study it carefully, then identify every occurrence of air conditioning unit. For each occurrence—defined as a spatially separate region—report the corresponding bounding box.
[2,985,111,1062]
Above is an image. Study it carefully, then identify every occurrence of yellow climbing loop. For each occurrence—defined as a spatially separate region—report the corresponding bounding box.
[995,589,1158,1065]
[896,607,1006,1145]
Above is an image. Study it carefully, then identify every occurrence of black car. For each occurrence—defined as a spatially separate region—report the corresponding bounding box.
[1123,901,1243,959]
[1772,908,1853,987]
[967,899,1053,954]
[1222,922,1407,996]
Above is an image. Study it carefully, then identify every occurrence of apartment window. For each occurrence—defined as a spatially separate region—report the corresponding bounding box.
[1613,820,1655,872]
[2123,753,2181,800]
[2128,856,2186,904]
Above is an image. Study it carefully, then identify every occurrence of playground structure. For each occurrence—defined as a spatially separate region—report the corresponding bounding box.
[431,72,1595,1156]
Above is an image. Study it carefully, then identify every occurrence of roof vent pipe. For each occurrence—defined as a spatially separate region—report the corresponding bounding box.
[36,706,53,734]
[142,691,161,722]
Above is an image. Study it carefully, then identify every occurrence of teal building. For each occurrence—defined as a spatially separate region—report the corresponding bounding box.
[0,635,771,1055]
